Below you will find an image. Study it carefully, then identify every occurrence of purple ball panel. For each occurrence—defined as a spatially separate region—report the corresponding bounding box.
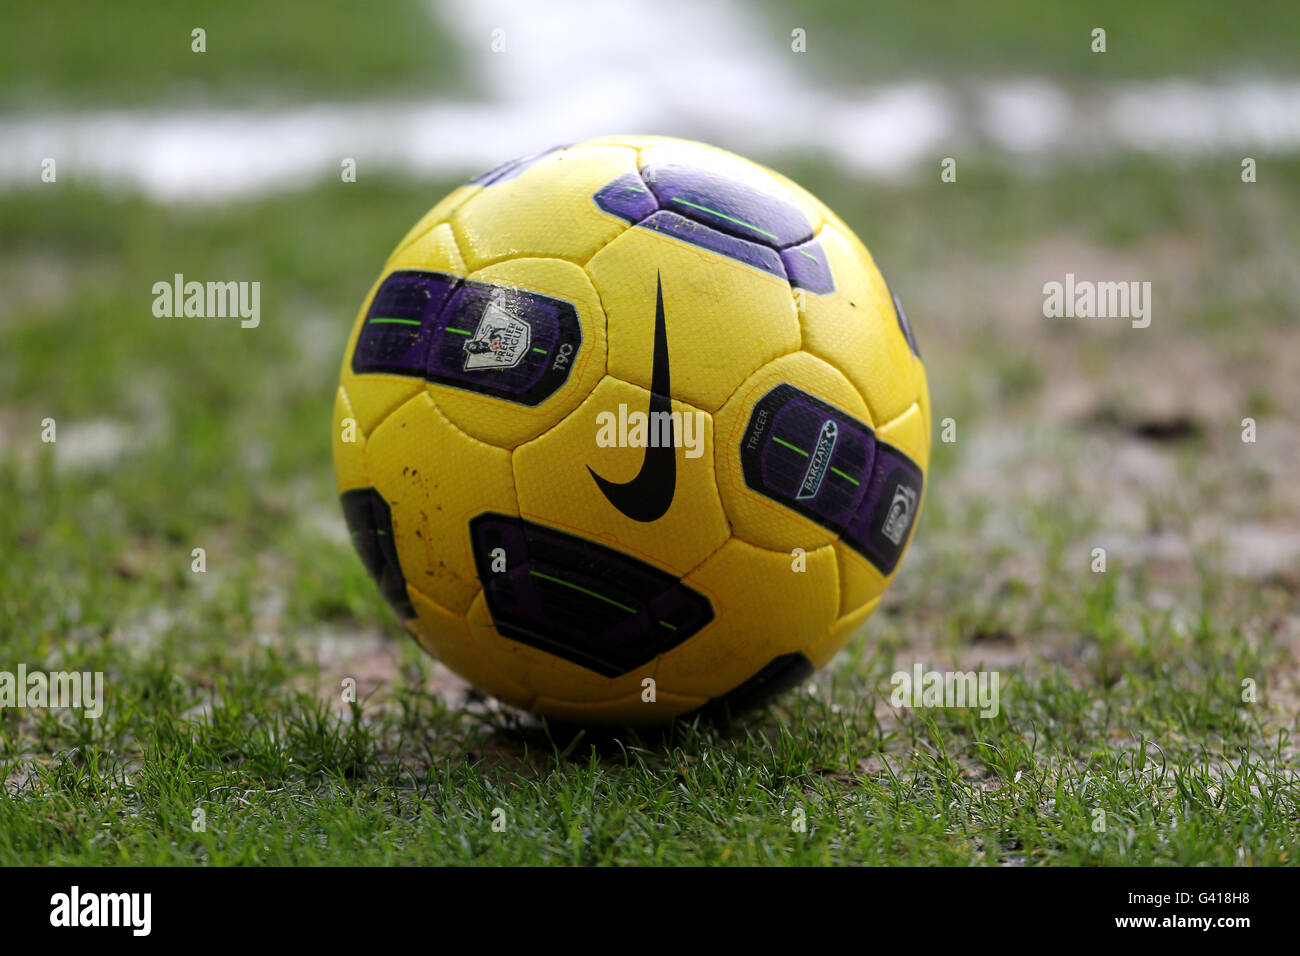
[642,163,814,248]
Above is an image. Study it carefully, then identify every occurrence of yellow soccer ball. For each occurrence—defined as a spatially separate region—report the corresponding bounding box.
[333,136,929,725]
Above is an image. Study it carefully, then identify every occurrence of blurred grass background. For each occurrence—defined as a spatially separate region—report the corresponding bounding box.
[7,0,1300,111]
[0,0,466,108]
[776,0,1300,81]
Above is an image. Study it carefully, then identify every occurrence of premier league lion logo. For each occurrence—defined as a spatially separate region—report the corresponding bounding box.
[462,301,532,372]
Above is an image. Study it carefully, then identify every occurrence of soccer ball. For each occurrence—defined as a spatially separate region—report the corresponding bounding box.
[333,136,929,724]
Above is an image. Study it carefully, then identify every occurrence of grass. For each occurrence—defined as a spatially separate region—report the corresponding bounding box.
[2,0,466,109]
[1,153,1297,864]
[1,666,1293,865]
[770,0,1300,81]
[13,0,1300,117]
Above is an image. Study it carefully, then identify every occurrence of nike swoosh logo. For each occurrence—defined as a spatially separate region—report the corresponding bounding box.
[588,272,676,522]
